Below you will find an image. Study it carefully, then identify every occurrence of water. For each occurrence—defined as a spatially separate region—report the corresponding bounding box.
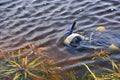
[0,0,120,77]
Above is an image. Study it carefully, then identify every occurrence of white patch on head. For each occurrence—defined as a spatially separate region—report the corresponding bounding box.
[64,33,84,45]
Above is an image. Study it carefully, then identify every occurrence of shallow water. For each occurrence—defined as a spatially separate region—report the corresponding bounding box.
[0,0,120,77]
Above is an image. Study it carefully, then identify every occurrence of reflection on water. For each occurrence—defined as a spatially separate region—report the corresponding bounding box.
[0,0,120,75]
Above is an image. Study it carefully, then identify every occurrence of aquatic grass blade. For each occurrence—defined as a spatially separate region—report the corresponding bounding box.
[24,72,27,80]
[26,70,43,79]
[110,60,120,72]
[13,72,21,80]
[83,64,97,80]
[27,57,40,67]
[8,60,21,69]
[69,71,77,80]
[30,61,44,68]
[0,69,18,78]
[81,72,88,80]
[101,67,114,73]
[18,49,21,63]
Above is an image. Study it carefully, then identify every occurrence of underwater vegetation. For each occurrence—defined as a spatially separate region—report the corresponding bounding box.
[0,44,62,80]
[82,53,120,80]
[55,49,120,80]
[0,44,119,80]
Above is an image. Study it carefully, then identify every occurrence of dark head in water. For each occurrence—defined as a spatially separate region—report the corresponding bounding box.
[64,33,85,48]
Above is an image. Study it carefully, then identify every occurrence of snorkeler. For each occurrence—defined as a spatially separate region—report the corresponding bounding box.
[63,21,120,51]
[64,21,90,49]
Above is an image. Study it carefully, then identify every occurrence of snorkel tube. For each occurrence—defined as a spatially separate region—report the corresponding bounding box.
[68,21,76,35]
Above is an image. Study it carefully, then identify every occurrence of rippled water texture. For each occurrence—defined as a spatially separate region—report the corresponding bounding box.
[0,0,120,69]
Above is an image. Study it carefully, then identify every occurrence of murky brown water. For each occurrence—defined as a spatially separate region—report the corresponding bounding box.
[0,0,120,77]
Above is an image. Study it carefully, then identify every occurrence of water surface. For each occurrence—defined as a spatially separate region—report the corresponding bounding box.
[0,0,120,77]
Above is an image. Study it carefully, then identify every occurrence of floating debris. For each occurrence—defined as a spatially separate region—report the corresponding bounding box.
[109,44,119,50]
[96,26,106,31]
